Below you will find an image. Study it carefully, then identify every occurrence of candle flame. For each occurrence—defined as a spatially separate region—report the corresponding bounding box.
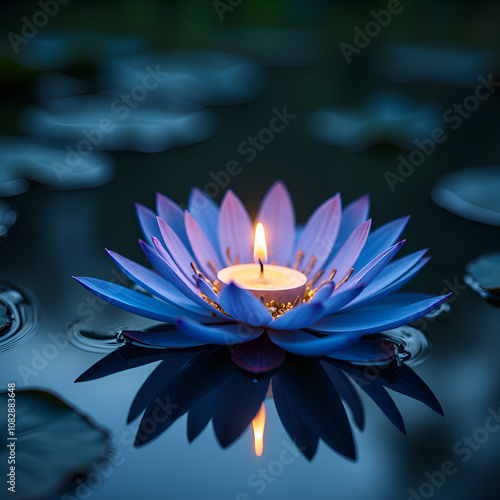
[254,222,267,264]
[252,403,266,457]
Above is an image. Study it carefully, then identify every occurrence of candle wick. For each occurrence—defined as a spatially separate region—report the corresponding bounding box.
[258,258,264,277]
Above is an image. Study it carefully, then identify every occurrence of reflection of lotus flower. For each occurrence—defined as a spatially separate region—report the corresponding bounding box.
[74,181,449,372]
[77,341,443,460]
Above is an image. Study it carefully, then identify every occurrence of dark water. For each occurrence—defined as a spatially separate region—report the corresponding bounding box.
[1,1,500,499]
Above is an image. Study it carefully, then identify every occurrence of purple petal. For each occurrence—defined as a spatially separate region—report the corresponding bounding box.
[355,215,410,269]
[142,239,227,319]
[156,192,190,248]
[106,249,207,314]
[158,216,195,282]
[135,203,162,246]
[270,301,326,330]
[324,220,372,283]
[326,338,397,364]
[354,256,431,308]
[122,329,206,348]
[323,284,367,315]
[268,329,360,356]
[231,335,286,373]
[256,181,295,265]
[346,251,430,309]
[74,277,188,323]
[217,190,253,264]
[185,211,223,281]
[342,241,405,292]
[219,283,273,326]
[197,276,220,304]
[310,282,336,302]
[355,292,436,309]
[310,293,451,334]
[188,187,220,254]
[293,194,342,276]
[175,316,263,345]
[335,194,370,250]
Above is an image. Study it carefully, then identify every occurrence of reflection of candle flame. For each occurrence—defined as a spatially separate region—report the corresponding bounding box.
[252,403,266,457]
[254,223,267,264]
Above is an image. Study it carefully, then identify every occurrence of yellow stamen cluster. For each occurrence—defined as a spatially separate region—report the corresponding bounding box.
[265,299,295,319]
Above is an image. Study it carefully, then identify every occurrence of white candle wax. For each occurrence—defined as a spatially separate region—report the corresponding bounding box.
[217,264,307,305]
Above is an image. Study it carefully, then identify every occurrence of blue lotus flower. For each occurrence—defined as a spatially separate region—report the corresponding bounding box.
[74,181,449,371]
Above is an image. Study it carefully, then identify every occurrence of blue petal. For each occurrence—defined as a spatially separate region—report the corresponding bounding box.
[342,241,405,292]
[122,329,207,348]
[326,337,397,364]
[275,357,356,459]
[188,187,220,254]
[256,181,295,265]
[185,211,223,280]
[310,293,451,334]
[106,249,205,313]
[335,194,370,250]
[270,301,326,330]
[320,362,365,430]
[355,215,410,269]
[156,192,190,249]
[197,276,220,304]
[272,376,319,460]
[324,219,372,283]
[219,283,273,326]
[293,194,342,276]
[346,252,430,309]
[323,284,366,315]
[175,316,264,345]
[135,203,162,246]
[141,239,227,318]
[158,216,196,282]
[268,329,360,356]
[218,190,253,264]
[212,374,269,448]
[351,375,406,433]
[187,390,217,443]
[74,277,189,323]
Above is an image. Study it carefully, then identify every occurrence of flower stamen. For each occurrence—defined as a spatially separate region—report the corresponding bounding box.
[293,250,303,270]
[335,268,354,289]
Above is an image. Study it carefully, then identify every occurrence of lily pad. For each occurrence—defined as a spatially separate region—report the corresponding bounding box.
[99,49,266,106]
[465,252,500,294]
[0,136,114,197]
[0,389,109,500]
[21,94,217,153]
[306,92,441,151]
[431,166,500,226]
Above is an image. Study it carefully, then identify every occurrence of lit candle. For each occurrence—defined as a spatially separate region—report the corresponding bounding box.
[217,223,307,304]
